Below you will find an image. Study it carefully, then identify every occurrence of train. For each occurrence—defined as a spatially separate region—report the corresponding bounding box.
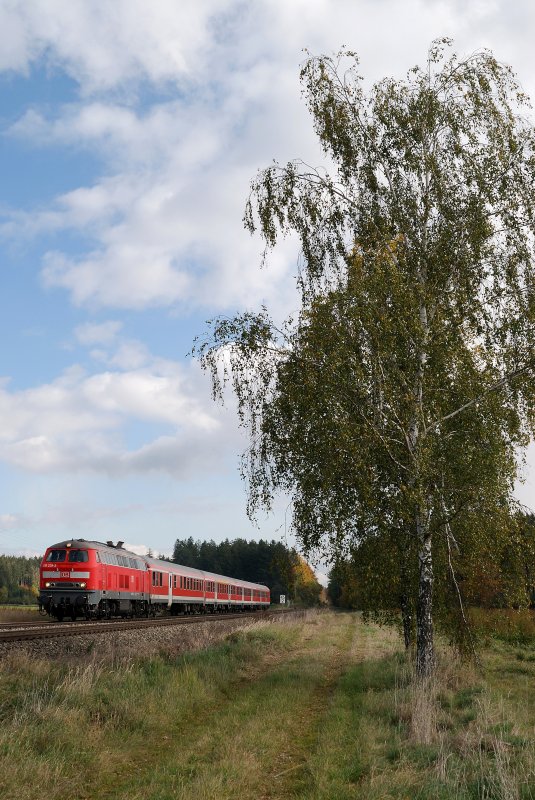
[38,539,270,621]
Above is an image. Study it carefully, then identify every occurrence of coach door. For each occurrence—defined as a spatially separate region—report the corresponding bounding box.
[168,572,172,608]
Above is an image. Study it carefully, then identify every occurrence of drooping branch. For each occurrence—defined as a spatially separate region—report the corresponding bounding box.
[424,360,534,436]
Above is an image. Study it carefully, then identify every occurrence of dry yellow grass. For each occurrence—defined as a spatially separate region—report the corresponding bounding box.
[0,610,534,800]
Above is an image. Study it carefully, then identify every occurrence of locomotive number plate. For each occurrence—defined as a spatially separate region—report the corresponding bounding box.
[60,571,69,578]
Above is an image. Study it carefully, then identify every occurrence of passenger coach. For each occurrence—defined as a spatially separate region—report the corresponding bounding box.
[39,539,270,621]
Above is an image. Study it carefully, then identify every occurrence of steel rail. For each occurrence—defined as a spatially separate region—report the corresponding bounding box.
[0,609,291,643]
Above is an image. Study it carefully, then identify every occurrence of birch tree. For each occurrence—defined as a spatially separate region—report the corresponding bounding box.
[195,41,535,678]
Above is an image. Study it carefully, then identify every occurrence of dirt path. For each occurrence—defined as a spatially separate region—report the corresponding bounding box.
[101,611,367,800]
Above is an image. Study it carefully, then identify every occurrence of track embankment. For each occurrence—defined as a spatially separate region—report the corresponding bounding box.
[0,608,295,661]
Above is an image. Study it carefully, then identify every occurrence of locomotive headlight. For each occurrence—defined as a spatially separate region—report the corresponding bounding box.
[80,582,86,588]
[45,581,51,588]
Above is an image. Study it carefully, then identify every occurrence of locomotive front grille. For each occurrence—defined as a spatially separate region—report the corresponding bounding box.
[43,581,88,588]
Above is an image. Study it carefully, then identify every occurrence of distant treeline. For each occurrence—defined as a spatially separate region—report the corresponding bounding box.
[328,512,535,612]
[0,555,40,604]
[172,537,322,606]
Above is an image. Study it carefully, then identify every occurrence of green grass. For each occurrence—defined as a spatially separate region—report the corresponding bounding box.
[0,610,534,799]
[0,604,39,622]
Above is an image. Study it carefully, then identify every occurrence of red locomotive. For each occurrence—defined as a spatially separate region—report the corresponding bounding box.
[39,539,270,621]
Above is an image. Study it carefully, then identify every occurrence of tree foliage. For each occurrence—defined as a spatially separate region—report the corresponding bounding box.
[331,510,535,650]
[0,555,40,604]
[171,537,321,606]
[195,40,535,676]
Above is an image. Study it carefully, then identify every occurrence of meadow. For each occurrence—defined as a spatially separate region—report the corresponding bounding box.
[0,609,534,799]
[0,604,39,622]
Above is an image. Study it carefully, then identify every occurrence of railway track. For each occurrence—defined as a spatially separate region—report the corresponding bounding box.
[0,609,291,643]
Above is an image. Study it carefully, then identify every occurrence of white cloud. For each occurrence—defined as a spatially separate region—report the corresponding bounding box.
[42,245,192,309]
[0,0,224,90]
[8,86,308,312]
[0,0,533,532]
[0,513,22,530]
[0,2,505,317]
[75,320,122,346]
[0,336,233,477]
[6,1,535,318]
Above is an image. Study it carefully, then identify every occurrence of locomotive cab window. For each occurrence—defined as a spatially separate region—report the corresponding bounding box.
[68,550,88,562]
[47,549,66,562]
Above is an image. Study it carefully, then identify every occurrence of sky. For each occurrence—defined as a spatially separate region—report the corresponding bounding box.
[0,0,533,563]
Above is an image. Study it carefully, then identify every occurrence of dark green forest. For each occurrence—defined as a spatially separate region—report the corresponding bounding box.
[0,555,40,604]
[172,537,322,606]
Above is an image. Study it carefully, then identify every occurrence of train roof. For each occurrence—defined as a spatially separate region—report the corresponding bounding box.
[44,539,119,552]
[44,539,145,558]
[147,555,269,591]
[201,568,268,592]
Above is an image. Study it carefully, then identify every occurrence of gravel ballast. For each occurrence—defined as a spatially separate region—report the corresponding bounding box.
[0,612,297,662]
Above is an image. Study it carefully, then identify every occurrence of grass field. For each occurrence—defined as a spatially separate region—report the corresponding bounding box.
[0,609,534,799]
[0,604,39,622]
